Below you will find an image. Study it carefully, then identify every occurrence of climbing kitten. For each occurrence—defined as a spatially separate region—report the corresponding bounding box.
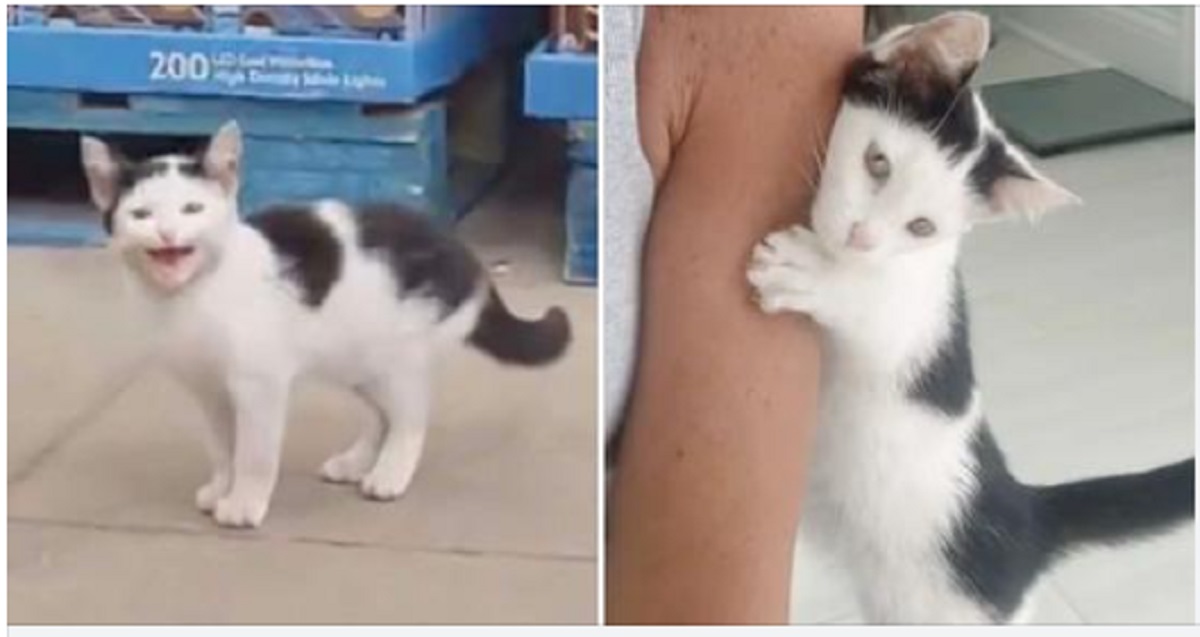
[81,122,570,528]
[748,12,1193,623]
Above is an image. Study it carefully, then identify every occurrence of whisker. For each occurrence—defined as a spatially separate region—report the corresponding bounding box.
[932,83,970,139]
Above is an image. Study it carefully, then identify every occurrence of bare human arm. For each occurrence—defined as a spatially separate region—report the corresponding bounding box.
[606,7,864,624]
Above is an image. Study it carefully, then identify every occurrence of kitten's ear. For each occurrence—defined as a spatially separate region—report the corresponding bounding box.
[988,170,1082,221]
[872,11,990,84]
[203,120,242,195]
[80,135,124,212]
[972,137,1081,221]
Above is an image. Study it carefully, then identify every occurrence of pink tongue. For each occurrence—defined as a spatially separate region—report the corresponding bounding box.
[149,247,190,266]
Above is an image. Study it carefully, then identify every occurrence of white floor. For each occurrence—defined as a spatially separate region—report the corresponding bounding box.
[789,27,1195,624]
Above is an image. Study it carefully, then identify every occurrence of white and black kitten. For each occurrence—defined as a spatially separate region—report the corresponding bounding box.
[81,122,570,528]
[746,12,1193,623]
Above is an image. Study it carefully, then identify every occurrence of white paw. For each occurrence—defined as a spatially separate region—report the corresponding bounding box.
[747,225,826,315]
[213,494,269,528]
[359,469,414,501]
[194,475,231,513]
[319,451,374,484]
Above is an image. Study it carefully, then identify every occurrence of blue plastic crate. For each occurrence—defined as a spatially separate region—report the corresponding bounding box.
[523,38,597,121]
[8,6,538,104]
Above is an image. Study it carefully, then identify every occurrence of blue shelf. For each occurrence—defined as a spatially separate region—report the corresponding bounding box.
[8,7,537,104]
[9,211,106,247]
[523,39,597,121]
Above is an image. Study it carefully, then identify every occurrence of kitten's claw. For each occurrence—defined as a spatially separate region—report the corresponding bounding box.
[213,495,268,528]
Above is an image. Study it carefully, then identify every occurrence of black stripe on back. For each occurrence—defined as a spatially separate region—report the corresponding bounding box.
[944,425,1051,621]
[906,273,975,416]
[843,54,981,159]
[247,204,343,308]
[355,203,481,317]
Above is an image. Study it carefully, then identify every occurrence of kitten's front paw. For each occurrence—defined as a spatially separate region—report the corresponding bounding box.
[213,494,269,528]
[359,469,414,501]
[319,450,374,484]
[747,225,827,315]
[194,475,231,514]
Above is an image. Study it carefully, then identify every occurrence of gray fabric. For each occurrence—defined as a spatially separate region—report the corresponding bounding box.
[603,7,652,436]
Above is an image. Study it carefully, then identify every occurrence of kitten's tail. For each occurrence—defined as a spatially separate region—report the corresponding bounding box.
[468,287,571,365]
[1039,458,1194,553]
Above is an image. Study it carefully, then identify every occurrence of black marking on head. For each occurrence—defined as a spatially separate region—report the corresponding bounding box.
[117,158,171,190]
[969,135,1031,198]
[100,155,211,235]
[906,273,975,416]
[177,156,205,179]
[355,203,482,317]
[945,425,1051,621]
[247,204,343,308]
[843,53,981,159]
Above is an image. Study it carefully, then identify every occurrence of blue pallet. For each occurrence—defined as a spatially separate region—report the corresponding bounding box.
[8,90,459,246]
[9,88,434,142]
[524,39,597,121]
[8,6,537,104]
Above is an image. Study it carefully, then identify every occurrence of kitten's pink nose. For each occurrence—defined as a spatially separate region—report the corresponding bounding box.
[158,229,177,246]
[847,222,876,251]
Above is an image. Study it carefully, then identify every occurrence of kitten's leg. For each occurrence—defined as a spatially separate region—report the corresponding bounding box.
[214,373,290,528]
[192,389,235,513]
[319,396,384,484]
[746,224,831,318]
[359,352,431,501]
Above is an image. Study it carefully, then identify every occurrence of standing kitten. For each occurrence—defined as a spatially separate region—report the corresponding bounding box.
[81,122,570,528]
[748,12,1193,623]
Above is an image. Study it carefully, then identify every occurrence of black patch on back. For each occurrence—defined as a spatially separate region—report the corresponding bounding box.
[355,203,482,316]
[906,274,975,416]
[969,135,1031,198]
[945,425,1052,621]
[843,54,980,159]
[247,205,343,308]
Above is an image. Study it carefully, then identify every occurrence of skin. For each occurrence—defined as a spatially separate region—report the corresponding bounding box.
[606,7,864,624]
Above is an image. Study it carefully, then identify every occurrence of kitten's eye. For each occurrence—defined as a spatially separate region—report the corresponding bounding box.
[906,217,936,237]
[129,208,152,220]
[865,142,891,180]
[182,202,204,215]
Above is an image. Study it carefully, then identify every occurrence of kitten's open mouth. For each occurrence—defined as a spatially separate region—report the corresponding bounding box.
[145,246,196,266]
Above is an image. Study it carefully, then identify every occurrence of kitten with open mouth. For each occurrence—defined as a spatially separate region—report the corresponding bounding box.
[80,122,572,528]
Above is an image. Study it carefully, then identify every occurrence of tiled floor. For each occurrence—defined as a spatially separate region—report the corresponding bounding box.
[789,25,1194,624]
[8,154,598,624]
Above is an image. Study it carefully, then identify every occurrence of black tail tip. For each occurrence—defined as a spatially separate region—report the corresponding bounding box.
[468,294,572,366]
[536,305,572,362]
